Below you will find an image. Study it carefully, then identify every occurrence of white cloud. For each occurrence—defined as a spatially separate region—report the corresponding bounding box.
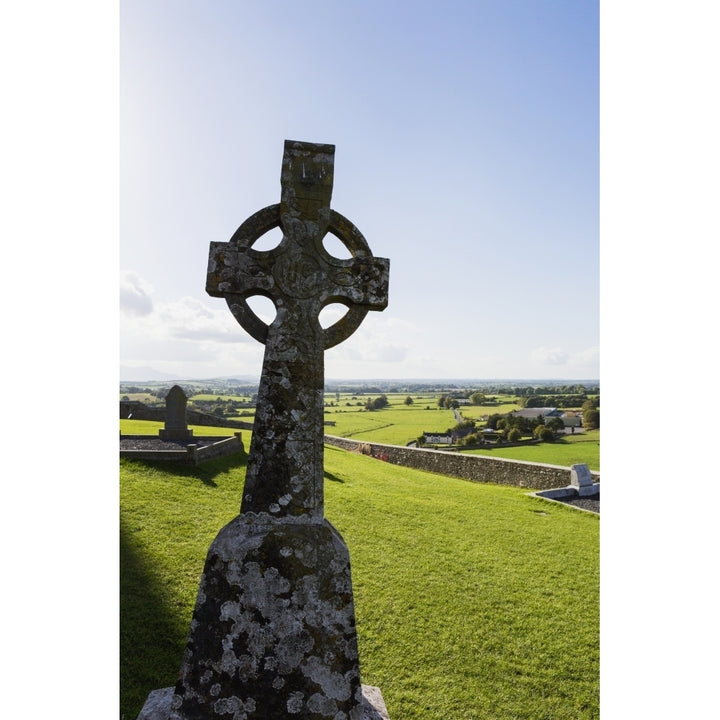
[531,346,570,366]
[120,271,154,317]
[571,346,600,368]
[159,296,247,344]
[333,316,413,364]
[120,283,265,376]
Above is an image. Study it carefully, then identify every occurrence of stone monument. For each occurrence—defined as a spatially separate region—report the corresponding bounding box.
[159,385,194,441]
[570,463,596,497]
[136,140,390,720]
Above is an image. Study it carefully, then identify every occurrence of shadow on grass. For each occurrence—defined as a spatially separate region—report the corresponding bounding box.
[120,518,186,719]
[120,452,248,488]
[324,470,345,483]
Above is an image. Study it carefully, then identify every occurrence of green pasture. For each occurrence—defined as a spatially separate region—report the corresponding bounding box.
[456,401,522,419]
[120,446,598,720]
[120,392,157,403]
[324,403,457,445]
[120,418,247,437]
[463,430,600,472]
[188,393,254,402]
[120,391,599,471]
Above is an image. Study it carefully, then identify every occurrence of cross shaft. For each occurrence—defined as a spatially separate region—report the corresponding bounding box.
[207,140,389,521]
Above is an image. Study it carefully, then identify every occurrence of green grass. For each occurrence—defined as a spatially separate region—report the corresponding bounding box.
[323,397,599,470]
[120,392,157,403]
[120,418,248,437]
[121,446,598,720]
[324,403,457,444]
[463,430,600,472]
[121,393,599,469]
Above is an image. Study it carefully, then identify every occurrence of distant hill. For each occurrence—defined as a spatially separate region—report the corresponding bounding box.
[120,366,181,382]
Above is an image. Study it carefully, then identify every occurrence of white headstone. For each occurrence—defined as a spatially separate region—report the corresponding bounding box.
[570,464,596,497]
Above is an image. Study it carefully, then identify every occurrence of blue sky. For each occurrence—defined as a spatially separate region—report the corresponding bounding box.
[120,0,599,381]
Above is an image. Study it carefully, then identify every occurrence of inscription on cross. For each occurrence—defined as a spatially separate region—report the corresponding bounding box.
[207,140,389,522]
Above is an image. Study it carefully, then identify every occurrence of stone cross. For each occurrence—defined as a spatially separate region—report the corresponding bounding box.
[139,141,391,720]
[206,140,389,522]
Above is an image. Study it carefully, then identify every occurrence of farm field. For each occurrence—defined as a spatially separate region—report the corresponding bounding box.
[120,389,599,471]
[120,446,598,720]
[462,430,600,472]
[322,392,520,444]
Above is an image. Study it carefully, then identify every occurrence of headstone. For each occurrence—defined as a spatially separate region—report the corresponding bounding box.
[570,463,595,497]
[159,385,194,440]
[136,140,390,720]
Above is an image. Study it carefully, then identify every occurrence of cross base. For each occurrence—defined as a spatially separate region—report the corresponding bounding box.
[158,428,194,440]
[158,516,372,720]
[136,684,390,720]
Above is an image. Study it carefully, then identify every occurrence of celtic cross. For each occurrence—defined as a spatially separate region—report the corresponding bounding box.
[206,140,389,522]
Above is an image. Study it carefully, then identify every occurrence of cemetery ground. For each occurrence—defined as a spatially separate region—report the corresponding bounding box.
[120,432,598,720]
[120,390,600,472]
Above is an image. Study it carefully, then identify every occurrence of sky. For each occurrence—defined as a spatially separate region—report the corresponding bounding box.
[119,0,599,381]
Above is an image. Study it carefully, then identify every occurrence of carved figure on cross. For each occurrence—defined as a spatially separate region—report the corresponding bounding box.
[206,140,389,522]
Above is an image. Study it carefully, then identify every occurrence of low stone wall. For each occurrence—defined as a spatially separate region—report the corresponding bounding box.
[120,434,245,466]
[120,401,253,430]
[324,435,599,490]
[191,435,245,464]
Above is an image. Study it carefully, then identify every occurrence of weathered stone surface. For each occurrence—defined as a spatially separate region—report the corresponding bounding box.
[570,463,594,495]
[159,385,194,440]
[138,684,389,720]
[206,141,389,522]
[136,141,391,719]
[171,518,362,719]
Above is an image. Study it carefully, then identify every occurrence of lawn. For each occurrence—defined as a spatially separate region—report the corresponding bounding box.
[120,418,251,439]
[323,402,457,445]
[463,430,600,472]
[321,393,522,446]
[120,445,598,720]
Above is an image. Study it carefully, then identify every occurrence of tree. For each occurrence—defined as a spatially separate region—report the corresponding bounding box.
[507,428,522,442]
[486,413,503,430]
[547,417,565,432]
[582,399,598,413]
[404,396,413,405]
[534,425,555,442]
[584,408,600,429]
[365,395,389,411]
[469,392,486,405]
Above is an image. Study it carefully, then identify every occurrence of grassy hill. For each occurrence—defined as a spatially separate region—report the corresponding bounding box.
[120,446,598,720]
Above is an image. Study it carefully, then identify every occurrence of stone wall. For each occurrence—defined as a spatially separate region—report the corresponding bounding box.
[119,434,245,465]
[120,401,253,430]
[324,435,599,490]
[191,435,245,464]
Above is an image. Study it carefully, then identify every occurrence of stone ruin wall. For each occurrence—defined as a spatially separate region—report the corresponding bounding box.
[324,435,600,490]
[120,401,253,431]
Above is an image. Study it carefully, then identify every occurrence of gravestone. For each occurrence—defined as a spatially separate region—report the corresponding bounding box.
[159,385,194,440]
[136,140,390,720]
[570,463,595,497]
